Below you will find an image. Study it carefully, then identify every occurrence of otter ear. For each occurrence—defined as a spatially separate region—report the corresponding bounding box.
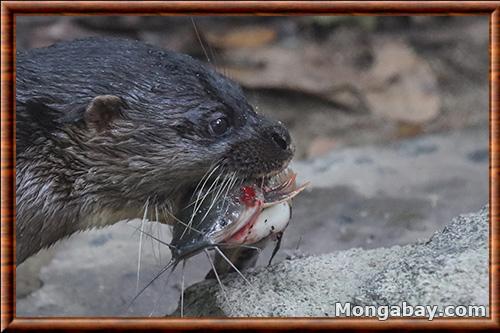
[84,95,126,131]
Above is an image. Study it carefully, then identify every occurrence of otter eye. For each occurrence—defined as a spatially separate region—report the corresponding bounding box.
[209,117,229,136]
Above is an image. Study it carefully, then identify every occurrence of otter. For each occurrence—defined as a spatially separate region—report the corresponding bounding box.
[16,38,294,264]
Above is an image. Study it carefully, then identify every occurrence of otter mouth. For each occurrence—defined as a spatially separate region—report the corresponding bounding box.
[172,167,309,257]
[259,168,308,208]
[219,168,309,245]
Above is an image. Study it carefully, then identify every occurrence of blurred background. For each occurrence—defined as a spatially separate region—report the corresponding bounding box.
[16,16,488,316]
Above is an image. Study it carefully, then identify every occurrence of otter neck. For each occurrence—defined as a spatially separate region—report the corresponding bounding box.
[15,149,160,263]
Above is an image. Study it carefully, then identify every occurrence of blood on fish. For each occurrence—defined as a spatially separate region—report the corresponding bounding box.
[240,185,257,207]
[226,203,262,243]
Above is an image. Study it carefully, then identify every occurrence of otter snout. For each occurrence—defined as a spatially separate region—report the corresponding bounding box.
[223,116,295,179]
[265,122,295,156]
[258,121,295,174]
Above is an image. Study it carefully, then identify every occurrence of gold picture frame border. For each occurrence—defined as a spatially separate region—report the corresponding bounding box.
[1,1,499,331]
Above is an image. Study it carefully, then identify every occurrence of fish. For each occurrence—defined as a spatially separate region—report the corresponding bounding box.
[171,168,308,259]
[129,168,308,315]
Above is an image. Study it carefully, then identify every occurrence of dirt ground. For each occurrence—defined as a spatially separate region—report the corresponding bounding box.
[15,16,489,316]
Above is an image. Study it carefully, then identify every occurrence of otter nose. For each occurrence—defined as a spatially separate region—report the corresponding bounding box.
[269,124,292,152]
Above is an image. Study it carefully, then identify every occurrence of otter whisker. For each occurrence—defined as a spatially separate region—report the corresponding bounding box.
[216,172,236,207]
[184,163,221,214]
[214,246,254,288]
[221,175,245,218]
[129,225,175,250]
[217,174,235,218]
[153,205,161,262]
[194,166,226,211]
[180,259,187,317]
[204,249,232,312]
[182,171,223,239]
[221,173,238,217]
[191,17,211,64]
[145,202,157,263]
[184,166,230,210]
[174,217,203,235]
[216,172,238,211]
[222,172,237,203]
[189,168,222,222]
[160,205,182,225]
[192,164,214,195]
[197,172,234,223]
[189,161,222,207]
[160,205,202,235]
[196,171,234,227]
[164,205,202,235]
[190,17,231,80]
[136,197,150,293]
[208,175,232,207]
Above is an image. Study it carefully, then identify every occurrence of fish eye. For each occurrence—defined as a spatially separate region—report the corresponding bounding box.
[209,117,230,136]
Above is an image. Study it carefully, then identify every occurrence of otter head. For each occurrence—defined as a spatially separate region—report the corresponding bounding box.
[15,38,296,262]
[65,44,294,222]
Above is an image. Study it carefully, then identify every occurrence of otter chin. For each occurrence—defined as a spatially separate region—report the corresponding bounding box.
[15,37,295,264]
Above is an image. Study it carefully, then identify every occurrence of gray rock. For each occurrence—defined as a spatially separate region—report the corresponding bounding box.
[177,206,488,317]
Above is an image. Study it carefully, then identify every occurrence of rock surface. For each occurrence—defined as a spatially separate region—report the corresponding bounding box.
[177,206,489,317]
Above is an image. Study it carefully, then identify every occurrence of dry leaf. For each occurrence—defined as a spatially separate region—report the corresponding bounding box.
[307,137,338,158]
[205,26,277,49]
[220,38,440,123]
